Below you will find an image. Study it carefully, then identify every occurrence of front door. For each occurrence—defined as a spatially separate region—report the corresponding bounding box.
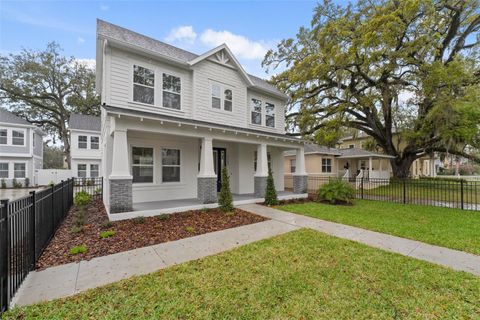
[213,148,226,192]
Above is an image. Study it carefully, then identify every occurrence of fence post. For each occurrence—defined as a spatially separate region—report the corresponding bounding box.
[60,180,64,217]
[460,180,464,210]
[403,179,406,204]
[361,177,364,199]
[28,191,36,268]
[0,199,9,313]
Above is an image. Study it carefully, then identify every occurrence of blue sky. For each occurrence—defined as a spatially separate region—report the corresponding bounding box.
[0,0,347,78]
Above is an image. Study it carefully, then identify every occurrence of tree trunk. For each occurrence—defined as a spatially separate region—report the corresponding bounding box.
[390,155,416,178]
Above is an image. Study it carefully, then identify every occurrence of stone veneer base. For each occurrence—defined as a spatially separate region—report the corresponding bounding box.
[254,176,268,198]
[197,177,217,204]
[293,175,308,194]
[109,179,133,213]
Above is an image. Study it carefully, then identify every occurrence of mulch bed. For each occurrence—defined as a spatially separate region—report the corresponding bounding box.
[36,199,267,270]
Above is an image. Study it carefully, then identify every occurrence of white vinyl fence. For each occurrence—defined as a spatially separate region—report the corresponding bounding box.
[36,169,73,185]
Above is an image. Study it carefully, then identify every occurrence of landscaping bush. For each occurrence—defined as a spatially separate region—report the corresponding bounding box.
[264,167,278,206]
[12,178,22,188]
[185,226,195,233]
[1,179,6,189]
[48,180,55,187]
[133,216,145,224]
[316,179,355,205]
[156,214,170,221]
[218,167,234,213]
[101,219,113,229]
[100,230,116,239]
[69,245,87,255]
[74,191,92,207]
[24,177,30,187]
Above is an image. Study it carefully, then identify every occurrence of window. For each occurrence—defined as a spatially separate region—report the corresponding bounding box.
[0,163,8,178]
[14,163,26,178]
[78,135,87,149]
[251,98,262,125]
[90,136,99,149]
[12,130,24,146]
[290,159,296,173]
[253,151,272,171]
[265,102,275,127]
[162,73,181,109]
[90,164,99,178]
[224,89,232,111]
[77,164,87,178]
[133,65,155,105]
[132,147,154,183]
[161,148,180,182]
[322,158,332,173]
[211,83,221,109]
[0,129,6,145]
[349,144,355,149]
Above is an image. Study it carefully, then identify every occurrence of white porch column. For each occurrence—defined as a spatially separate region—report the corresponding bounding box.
[292,146,308,194]
[109,129,132,213]
[430,155,436,177]
[379,158,383,171]
[368,157,373,172]
[254,143,268,198]
[197,137,217,204]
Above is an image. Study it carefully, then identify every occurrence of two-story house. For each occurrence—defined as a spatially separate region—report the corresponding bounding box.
[96,20,307,215]
[69,113,102,178]
[0,109,44,187]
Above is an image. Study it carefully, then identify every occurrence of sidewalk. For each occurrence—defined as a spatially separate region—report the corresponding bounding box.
[239,204,480,276]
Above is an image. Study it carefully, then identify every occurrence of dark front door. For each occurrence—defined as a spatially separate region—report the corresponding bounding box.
[213,148,226,192]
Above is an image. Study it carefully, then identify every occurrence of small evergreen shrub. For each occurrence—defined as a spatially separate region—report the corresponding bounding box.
[69,245,87,255]
[264,168,278,206]
[48,181,55,187]
[317,180,355,205]
[12,178,22,188]
[100,230,116,238]
[185,226,195,233]
[156,214,170,221]
[218,167,234,213]
[1,179,6,189]
[70,226,83,234]
[133,216,145,224]
[101,220,113,229]
[24,177,30,187]
[74,191,92,207]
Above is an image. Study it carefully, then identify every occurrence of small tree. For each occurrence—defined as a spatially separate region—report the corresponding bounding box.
[264,168,278,206]
[218,167,234,213]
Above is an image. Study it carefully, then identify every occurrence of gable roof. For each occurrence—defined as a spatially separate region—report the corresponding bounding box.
[337,147,395,159]
[96,19,288,100]
[284,142,394,159]
[0,108,32,126]
[69,113,101,132]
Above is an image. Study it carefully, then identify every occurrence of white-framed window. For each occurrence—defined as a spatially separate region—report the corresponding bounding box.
[12,130,25,146]
[14,163,26,178]
[349,144,355,149]
[224,89,232,111]
[162,73,181,110]
[322,158,332,173]
[133,65,155,105]
[211,83,221,109]
[265,102,275,127]
[90,164,99,178]
[161,148,180,182]
[0,163,8,178]
[290,159,296,173]
[78,135,87,149]
[253,151,272,171]
[90,136,99,150]
[0,129,6,145]
[132,147,154,183]
[251,98,262,125]
[78,164,87,178]
[211,83,233,112]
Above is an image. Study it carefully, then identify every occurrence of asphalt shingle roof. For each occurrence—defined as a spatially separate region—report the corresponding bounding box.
[284,142,342,156]
[337,147,395,159]
[0,108,31,125]
[69,113,101,132]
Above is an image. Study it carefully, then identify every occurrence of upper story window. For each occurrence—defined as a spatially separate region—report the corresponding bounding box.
[211,84,221,109]
[90,136,99,150]
[211,83,233,112]
[78,135,88,149]
[0,129,7,145]
[265,103,275,128]
[322,158,332,173]
[224,89,232,111]
[162,73,181,110]
[251,98,262,125]
[12,130,25,146]
[133,65,155,105]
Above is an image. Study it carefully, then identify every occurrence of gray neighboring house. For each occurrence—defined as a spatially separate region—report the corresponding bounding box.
[0,109,44,187]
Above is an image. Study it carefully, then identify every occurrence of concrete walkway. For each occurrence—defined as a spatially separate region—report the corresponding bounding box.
[12,220,299,307]
[238,204,480,276]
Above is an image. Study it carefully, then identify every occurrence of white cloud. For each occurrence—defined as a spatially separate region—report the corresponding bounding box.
[76,59,96,70]
[200,29,271,60]
[165,26,197,44]
[100,4,109,11]
[77,37,85,45]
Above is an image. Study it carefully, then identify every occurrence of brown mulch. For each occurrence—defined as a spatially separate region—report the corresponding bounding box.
[36,199,267,270]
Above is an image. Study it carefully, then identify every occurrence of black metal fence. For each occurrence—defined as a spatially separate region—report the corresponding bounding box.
[285,175,480,211]
[74,177,103,200]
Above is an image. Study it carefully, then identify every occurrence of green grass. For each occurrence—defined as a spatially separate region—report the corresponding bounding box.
[4,229,480,319]
[279,200,480,255]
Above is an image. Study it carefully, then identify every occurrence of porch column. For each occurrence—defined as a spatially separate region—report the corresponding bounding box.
[430,155,436,177]
[293,146,308,194]
[379,159,383,171]
[197,137,217,204]
[109,129,133,213]
[254,143,268,198]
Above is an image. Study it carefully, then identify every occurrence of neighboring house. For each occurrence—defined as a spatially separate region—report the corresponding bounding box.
[69,113,102,178]
[96,20,307,214]
[0,109,44,187]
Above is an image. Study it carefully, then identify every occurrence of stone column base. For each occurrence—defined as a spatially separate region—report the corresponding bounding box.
[109,179,133,213]
[198,177,217,204]
[254,176,268,198]
[293,175,308,194]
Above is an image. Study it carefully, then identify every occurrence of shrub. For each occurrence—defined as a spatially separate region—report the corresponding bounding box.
[133,216,145,224]
[317,179,355,205]
[12,178,22,188]
[264,167,278,206]
[185,226,195,233]
[69,245,87,255]
[1,179,6,189]
[70,226,83,234]
[24,177,30,188]
[74,191,92,207]
[218,167,234,213]
[101,220,113,229]
[100,230,116,239]
[74,212,86,227]
[156,214,170,221]
[48,180,55,187]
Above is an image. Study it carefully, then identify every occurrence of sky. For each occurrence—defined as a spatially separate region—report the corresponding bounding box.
[0,0,347,78]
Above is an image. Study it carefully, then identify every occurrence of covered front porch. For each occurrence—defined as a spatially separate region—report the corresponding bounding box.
[336,148,395,181]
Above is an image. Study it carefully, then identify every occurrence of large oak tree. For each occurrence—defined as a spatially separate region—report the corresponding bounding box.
[264,0,480,177]
[0,42,100,168]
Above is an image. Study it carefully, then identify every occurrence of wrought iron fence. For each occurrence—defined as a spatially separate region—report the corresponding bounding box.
[284,175,480,211]
[73,177,103,199]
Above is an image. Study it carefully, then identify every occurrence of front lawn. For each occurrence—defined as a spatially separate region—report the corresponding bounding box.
[5,229,479,319]
[278,200,480,255]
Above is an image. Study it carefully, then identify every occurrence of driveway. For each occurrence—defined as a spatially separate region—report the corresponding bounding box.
[0,187,47,201]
